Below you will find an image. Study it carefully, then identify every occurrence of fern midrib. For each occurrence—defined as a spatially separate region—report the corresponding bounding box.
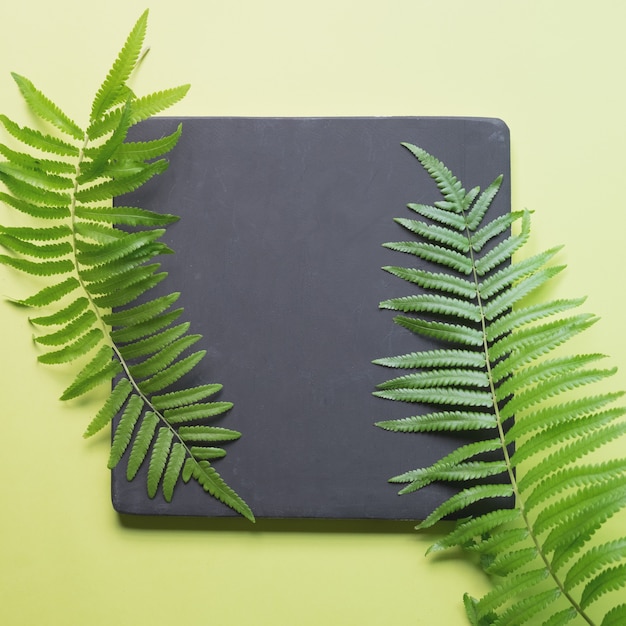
[464,219,595,625]
[68,129,197,460]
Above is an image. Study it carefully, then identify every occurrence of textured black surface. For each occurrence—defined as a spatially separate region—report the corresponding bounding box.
[111,116,510,519]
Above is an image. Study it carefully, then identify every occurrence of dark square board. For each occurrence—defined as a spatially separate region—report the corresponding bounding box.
[111,116,510,519]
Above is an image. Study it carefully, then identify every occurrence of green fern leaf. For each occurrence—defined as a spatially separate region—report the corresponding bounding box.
[394,217,470,251]
[177,426,241,443]
[189,446,227,460]
[85,262,162,295]
[128,85,191,124]
[383,265,477,298]
[0,114,79,157]
[0,145,75,175]
[108,393,144,468]
[394,316,484,346]
[90,10,147,122]
[383,240,473,274]
[139,350,206,395]
[428,509,522,553]
[579,565,626,610]
[376,368,489,391]
[109,307,184,344]
[601,603,626,626]
[474,210,531,276]
[83,378,132,438]
[79,102,133,184]
[397,460,507,495]
[9,276,79,307]
[407,202,467,229]
[376,410,496,433]
[0,255,73,277]
[0,233,72,259]
[475,568,550,619]
[75,204,179,226]
[126,411,159,480]
[116,123,183,161]
[381,293,481,322]
[0,191,70,220]
[565,539,626,591]
[469,209,519,252]
[466,526,530,558]
[117,322,189,360]
[376,145,626,624]
[161,442,186,502]
[0,12,252,518]
[417,484,514,529]
[478,246,562,300]
[493,588,561,626]
[34,310,97,346]
[103,292,180,327]
[183,458,255,522]
[147,427,174,498]
[150,384,223,410]
[164,402,233,424]
[0,225,72,241]
[465,175,503,231]
[29,297,89,327]
[483,546,538,576]
[128,334,201,379]
[37,328,103,364]
[92,271,167,307]
[542,608,578,626]
[75,159,168,202]
[11,73,83,140]
[373,348,485,369]
[0,161,73,191]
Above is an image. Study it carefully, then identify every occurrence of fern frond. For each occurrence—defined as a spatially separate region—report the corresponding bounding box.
[375,145,626,624]
[0,11,252,519]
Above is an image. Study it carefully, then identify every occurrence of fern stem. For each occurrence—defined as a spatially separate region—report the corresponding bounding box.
[465,222,597,626]
[67,131,197,461]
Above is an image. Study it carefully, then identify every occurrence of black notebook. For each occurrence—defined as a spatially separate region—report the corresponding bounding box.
[111,116,510,519]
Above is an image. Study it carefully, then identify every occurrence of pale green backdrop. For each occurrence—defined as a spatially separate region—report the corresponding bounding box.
[1,1,625,624]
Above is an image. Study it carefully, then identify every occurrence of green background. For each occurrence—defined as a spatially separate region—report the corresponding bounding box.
[1,1,625,624]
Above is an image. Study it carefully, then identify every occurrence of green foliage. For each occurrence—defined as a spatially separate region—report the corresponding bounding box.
[375,144,626,624]
[0,10,253,521]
